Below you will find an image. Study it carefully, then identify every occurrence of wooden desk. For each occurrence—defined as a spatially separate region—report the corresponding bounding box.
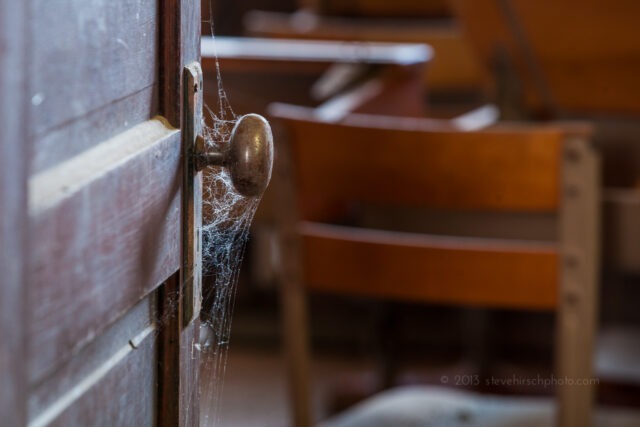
[243,10,486,96]
[201,36,432,120]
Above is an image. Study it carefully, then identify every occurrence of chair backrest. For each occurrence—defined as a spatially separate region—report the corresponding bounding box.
[271,102,564,216]
[269,103,594,310]
[451,0,640,118]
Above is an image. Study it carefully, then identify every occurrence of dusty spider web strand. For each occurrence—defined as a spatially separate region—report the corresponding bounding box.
[203,1,235,121]
[199,232,249,425]
[198,8,256,424]
[200,171,258,330]
[200,217,260,427]
[198,103,263,426]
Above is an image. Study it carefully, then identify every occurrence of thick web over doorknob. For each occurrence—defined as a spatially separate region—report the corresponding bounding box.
[196,113,274,197]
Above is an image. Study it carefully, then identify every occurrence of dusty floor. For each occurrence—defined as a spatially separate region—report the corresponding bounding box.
[204,345,369,426]
[205,343,640,427]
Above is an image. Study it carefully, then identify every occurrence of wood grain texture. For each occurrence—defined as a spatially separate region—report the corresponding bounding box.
[30,0,159,135]
[33,85,158,174]
[161,0,181,126]
[28,119,181,383]
[159,2,202,425]
[29,294,157,426]
[17,0,204,424]
[301,222,558,310]
[0,1,28,425]
[556,137,600,427]
[158,275,200,427]
[269,104,563,213]
[161,0,201,126]
[39,324,157,427]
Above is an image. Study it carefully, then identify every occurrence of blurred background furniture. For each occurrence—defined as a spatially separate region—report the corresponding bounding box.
[203,0,487,115]
[197,1,640,425]
[269,103,600,427]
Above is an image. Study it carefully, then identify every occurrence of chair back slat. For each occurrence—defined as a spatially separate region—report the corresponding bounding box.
[270,103,563,218]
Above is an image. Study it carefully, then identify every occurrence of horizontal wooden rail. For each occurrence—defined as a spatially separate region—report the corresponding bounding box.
[301,222,558,310]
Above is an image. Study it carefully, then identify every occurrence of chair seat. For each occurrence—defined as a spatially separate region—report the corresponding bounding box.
[319,386,640,427]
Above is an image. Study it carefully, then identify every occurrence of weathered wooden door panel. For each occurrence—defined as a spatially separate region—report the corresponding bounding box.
[0,0,203,425]
[29,295,158,427]
[28,119,180,383]
[30,0,161,173]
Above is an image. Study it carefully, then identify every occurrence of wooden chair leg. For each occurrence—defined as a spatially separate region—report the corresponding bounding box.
[556,136,600,427]
[275,126,313,427]
[282,279,313,427]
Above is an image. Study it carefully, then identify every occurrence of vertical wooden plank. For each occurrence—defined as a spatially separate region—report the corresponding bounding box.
[158,273,198,427]
[161,0,201,126]
[158,276,180,427]
[274,128,313,427]
[178,62,202,426]
[159,274,201,427]
[178,322,200,427]
[29,295,158,427]
[556,136,600,427]
[0,1,28,426]
[161,0,182,127]
[159,1,202,425]
[180,3,202,425]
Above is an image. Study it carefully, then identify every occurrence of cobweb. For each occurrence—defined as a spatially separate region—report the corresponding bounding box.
[196,6,265,426]
[198,130,262,427]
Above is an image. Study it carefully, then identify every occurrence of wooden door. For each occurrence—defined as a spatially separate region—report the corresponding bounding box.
[1,0,204,425]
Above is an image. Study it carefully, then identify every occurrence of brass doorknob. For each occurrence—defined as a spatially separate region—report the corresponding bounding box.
[196,114,274,197]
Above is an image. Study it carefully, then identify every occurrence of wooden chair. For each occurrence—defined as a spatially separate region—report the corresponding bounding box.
[269,103,600,427]
[451,0,640,246]
[451,1,640,396]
